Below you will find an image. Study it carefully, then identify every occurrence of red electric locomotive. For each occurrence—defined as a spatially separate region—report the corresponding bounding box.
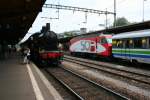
[70,33,112,58]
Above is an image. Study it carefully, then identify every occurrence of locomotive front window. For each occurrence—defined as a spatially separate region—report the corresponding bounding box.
[107,38,112,43]
[100,38,107,44]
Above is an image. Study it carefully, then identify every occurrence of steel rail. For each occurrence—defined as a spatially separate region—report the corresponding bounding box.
[65,55,150,78]
[64,57,150,85]
[45,69,84,100]
[61,67,128,100]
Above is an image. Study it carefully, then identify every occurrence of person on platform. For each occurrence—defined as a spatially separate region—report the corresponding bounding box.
[23,48,30,64]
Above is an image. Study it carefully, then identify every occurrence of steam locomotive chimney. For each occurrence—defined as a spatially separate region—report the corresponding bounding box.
[41,26,46,33]
[46,23,50,31]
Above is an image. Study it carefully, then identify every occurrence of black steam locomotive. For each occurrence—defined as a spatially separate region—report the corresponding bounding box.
[26,24,63,66]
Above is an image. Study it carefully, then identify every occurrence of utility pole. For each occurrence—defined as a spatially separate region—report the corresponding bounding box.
[114,0,116,27]
[142,0,147,22]
[105,8,108,29]
[83,12,87,24]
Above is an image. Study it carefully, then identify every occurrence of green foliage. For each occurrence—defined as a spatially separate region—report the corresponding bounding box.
[63,32,74,37]
[63,31,79,37]
[113,17,130,27]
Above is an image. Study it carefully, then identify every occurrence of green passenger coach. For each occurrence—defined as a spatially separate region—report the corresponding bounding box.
[112,29,150,64]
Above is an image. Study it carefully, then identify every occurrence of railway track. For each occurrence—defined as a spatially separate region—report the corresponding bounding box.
[42,69,80,100]
[45,67,127,100]
[64,55,150,86]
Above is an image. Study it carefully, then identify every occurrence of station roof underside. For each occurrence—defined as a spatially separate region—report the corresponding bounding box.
[0,0,46,44]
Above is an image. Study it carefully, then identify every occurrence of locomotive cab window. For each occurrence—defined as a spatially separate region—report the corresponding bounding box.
[100,38,107,44]
[107,38,112,43]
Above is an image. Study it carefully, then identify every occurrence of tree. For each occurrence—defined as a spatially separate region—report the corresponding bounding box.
[63,32,74,37]
[63,30,80,37]
[113,17,130,27]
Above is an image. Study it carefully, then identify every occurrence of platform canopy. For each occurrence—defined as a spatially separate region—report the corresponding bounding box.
[0,0,46,44]
[59,21,150,43]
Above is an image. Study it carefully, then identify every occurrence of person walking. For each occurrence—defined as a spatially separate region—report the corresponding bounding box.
[23,48,30,64]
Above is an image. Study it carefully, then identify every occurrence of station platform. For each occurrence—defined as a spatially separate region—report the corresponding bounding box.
[0,53,63,100]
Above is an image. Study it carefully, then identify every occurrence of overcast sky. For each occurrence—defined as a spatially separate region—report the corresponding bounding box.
[21,0,150,42]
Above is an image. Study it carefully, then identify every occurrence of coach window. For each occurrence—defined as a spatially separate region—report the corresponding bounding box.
[134,38,142,48]
[142,38,148,48]
[121,40,124,48]
[117,40,123,48]
[129,39,134,48]
[116,40,119,48]
[149,38,150,48]
[112,40,117,48]
[124,40,129,48]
